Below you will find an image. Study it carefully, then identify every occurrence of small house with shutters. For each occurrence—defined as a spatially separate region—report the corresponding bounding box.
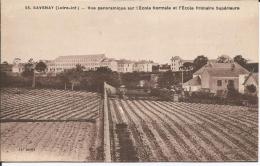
[183,62,250,95]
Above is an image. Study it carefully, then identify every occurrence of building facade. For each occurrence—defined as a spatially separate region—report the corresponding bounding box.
[169,56,193,71]
[100,58,118,72]
[133,60,153,72]
[47,54,106,73]
[117,60,134,73]
[184,62,250,95]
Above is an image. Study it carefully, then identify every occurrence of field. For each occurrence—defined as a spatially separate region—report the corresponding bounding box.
[108,98,258,162]
[0,88,258,162]
[0,88,103,161]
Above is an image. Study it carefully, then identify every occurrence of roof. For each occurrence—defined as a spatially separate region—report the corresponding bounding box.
[182,60,193,63]
[194,62,249,77]
[243,73,258,85]
[170,56,182,61]
[116,59,134,64]
[135,60,153,64]
[56,54,106,61]
[183,76,201,86]
[101,58,116,62]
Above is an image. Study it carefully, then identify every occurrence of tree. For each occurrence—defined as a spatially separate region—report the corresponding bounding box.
[35,61,47,72]
[58,72,70,90]
[75,64,85,72]
[96,67,112,73]
[22,59,34,77]
[158,70,175,89]
[246,84,257,94]
[193,55,208,72]
[226,81,238,98]
[217,55,232,63]
[233,55,247,67]
[180,62,194,71]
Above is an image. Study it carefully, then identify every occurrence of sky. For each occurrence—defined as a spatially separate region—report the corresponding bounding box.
[1,0,258,64]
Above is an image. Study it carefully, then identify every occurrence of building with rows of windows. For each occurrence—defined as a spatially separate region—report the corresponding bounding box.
[46,54,106,73]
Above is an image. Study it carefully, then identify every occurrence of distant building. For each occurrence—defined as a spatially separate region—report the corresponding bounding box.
[169,56,193,71]
[117,59,134,73]
[159,64,171,72]
[100,58,118,72]
[0,63,12,73]
[184,62,250,95]
[133,60,153,72]
[12,58,25,73]
[47,54,106,73]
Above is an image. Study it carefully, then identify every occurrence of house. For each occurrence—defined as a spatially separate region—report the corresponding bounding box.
[12,58,25,73]
[159,64,171,72]
[170,56,183,71]
[0,63,12,73]
[169,56,193,71]
[183,76,201,92]
[133,60,153,72]
[184,62,250,95]
[242,73,258,96]
[117,59,134,73]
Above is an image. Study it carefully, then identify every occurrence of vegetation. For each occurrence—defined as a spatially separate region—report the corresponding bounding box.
[35,61,47,72]
[217,55,233,63]
[233,55,247,67]
[246,84,257,93]
[193,55,208,72]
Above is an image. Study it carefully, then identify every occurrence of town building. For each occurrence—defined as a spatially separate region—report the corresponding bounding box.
[169,56,193,71]
[159,64,171,72]
[117,59,134,73]
[133,60,153,72]
[47,54,106,73]
[0,63,12,73]
[183,62,250,95]
[12,58,25,73]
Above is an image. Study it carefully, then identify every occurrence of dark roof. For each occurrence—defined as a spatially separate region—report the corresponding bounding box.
[243,73,258,85]
[183,76,201,86]
[194,62,249,77]
[57,54,105,60]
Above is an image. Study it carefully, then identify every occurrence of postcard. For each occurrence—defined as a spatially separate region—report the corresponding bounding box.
[0,0,258,162]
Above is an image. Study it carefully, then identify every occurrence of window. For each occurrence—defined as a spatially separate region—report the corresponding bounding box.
[217,80,222,86]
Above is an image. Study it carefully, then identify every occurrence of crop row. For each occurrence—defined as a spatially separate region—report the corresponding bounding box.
[1,122,98,161]
[108,98,258,161]
[1,88,101,121]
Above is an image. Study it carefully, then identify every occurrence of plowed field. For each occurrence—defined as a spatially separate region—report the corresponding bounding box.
[108,98,258,162]
[0,88,103,161]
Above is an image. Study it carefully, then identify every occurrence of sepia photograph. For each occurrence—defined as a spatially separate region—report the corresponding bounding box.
[0,0,259,163]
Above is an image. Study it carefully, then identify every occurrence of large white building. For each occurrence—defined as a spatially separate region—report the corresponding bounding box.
[133,60,153,72]
[117,60,134,73]
[47,54,106,73]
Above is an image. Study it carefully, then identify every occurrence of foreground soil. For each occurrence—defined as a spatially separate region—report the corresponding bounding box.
[1,121,101,161]
[108,98,258,162]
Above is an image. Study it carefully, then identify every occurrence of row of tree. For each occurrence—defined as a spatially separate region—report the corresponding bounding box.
[1,54,252,91]
[181,54,249,73]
